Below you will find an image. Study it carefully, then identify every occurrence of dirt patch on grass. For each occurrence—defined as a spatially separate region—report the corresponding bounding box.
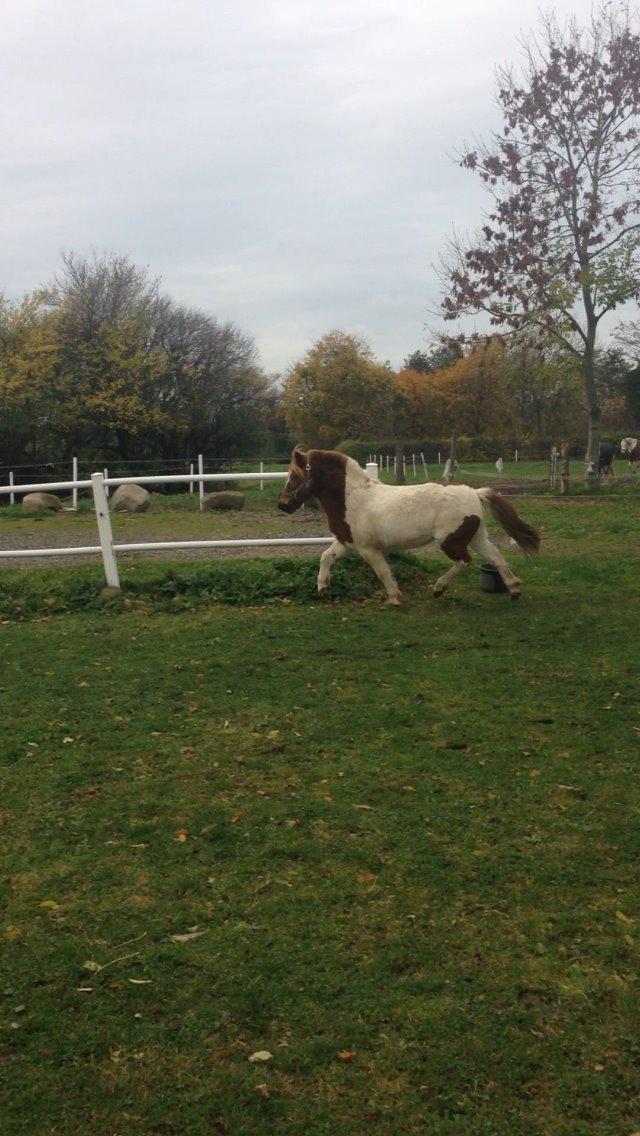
[0,510,330,567]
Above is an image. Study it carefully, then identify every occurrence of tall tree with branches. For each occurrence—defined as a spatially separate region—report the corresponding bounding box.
[440,5,640,483]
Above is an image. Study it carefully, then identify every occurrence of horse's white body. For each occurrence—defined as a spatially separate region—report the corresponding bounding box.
[317,457,529,604]
[342,463,485,551]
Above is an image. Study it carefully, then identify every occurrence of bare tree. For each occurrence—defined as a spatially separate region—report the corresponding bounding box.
[44,250,162,341]
[440,5,640,484]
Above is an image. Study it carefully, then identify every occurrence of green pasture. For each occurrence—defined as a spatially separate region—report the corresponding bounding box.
[1,496,640,1135]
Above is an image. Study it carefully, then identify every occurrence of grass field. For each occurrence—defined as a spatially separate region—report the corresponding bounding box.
[2,495,640,1135]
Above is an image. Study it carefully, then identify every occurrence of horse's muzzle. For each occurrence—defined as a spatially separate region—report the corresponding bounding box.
[277,494,297,513]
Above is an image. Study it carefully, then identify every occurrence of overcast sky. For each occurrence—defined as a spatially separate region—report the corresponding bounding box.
[3,0,603,374]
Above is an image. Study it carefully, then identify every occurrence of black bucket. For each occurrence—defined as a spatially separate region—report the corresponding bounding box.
[479,563,508,593]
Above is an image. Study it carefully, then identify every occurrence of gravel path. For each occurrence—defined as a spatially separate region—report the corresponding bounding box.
[0,511,332,568]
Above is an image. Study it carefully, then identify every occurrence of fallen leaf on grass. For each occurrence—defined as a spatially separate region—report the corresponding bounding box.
[248,1050,272,1063]
[615,911,635,925]
[337,1050,357,1061]
[39,900,60,909]
[175,829,189,842]
[129,979,153,985]
[169,931,205,943]
[254,1083,270,1098]
[356,872,375,884]
[83,961,103,973]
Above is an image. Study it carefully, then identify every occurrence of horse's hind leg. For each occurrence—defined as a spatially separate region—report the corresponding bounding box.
[433,514,478,596]
[357,547,402,605]
[471,526,522,600]
[317,540,348,593]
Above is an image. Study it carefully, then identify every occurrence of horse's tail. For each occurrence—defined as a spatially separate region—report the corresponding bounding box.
[477,488,540,556]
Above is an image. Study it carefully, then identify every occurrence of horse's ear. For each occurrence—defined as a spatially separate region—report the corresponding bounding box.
[292,446,308,470]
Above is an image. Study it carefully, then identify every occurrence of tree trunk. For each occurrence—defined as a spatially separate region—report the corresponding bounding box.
[560,440,570,495]
[582,342,601,488]
[395,442,405,485]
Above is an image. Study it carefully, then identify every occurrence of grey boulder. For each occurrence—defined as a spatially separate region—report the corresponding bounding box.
[22,492,63,512]
[109,484,150,512]
[202,491,245,511]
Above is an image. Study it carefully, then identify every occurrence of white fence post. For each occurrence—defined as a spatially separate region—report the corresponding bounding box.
[72,457,78,510]
[189,462,195,494]
[9,471,15,506]
[412,453,416,478]
[365,461,379,481]
[260,460,264,491]
[420,452,428,480]
[103,467,109,497]
[198,454,204,510]
[91,472,120,590]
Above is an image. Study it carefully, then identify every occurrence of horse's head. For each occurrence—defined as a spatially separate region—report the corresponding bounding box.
[277,446,316,513]
[621,437,637,455]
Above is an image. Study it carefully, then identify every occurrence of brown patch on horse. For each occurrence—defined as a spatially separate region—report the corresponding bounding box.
[307,449,353,544]
[484,491,540,555]
[630,442,640,463]
[441,515,480,562]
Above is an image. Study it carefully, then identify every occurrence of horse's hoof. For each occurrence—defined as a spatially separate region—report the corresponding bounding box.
[510,588,521,601]
[432,586,446,599]
[387,595,402,607]
[317,582,328,594]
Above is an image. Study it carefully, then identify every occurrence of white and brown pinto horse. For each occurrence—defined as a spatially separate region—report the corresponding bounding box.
[277,447,540,604]
[621,437,640,470]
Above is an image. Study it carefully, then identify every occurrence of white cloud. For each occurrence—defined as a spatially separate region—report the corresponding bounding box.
[1,0,605,371]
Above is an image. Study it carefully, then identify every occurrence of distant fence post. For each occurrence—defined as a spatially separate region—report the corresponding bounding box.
[549,446,559,489]
[420,452,428,480]
[365,461,379,481]
[103,467,109,497]
[9,471,15,506]
[260,460,264,491]
[91,472,120,590]
[189,462,195,494]
[198,454,204,510]
[72,457,78,510]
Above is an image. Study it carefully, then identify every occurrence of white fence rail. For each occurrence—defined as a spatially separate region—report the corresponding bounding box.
[0,465,379,591]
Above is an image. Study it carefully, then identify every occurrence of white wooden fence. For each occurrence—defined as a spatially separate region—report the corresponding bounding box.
[0,464,380,591]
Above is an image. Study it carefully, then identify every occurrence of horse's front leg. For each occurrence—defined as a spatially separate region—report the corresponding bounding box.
[317,540,348,593]
[357,546,402,606]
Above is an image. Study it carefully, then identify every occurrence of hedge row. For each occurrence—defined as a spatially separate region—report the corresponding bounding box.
[337,435,636,463]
